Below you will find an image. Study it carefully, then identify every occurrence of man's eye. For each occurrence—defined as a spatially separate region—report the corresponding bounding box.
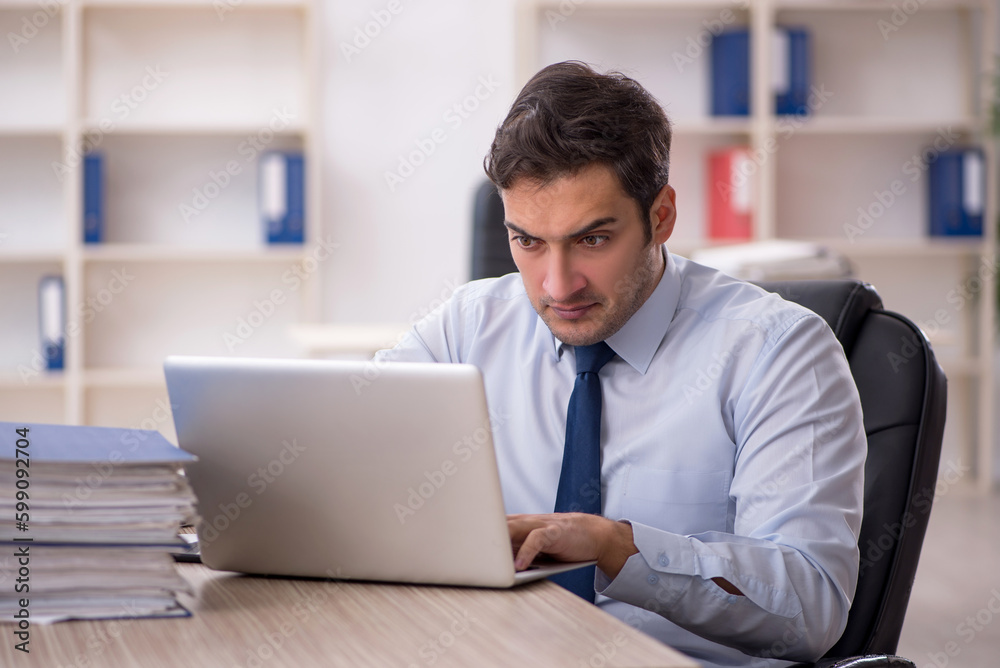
[514,236,537,249]
[581,235,608,247]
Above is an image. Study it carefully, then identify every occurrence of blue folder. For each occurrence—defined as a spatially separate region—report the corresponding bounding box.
[711,29,750,116]
[38,276,65,371]
[83,153,103,244]
[928,148,984,237]
[774,28,811,116]
[710,27,811,117]
[0,421,195,464]
[260,151,305,244]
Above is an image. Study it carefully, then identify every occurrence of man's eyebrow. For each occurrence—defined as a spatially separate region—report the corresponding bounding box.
[503,217,619,242]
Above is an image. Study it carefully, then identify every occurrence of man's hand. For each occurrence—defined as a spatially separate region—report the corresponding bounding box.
[507,513,639,580]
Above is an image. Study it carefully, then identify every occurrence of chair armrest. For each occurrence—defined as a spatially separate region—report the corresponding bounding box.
[790,656,916,668]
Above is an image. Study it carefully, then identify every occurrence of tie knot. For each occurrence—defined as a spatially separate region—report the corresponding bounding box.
[573,341,616,375]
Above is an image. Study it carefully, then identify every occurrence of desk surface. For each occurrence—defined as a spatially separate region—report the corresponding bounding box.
[3,563,698,667]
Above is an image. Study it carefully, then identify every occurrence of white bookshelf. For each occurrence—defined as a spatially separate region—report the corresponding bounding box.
[516,0,998,489]
[0,0,322,435]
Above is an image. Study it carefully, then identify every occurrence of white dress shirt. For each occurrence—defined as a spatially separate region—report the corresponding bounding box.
[374,249,866,668]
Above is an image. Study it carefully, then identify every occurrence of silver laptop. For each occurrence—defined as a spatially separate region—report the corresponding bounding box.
[163,355,591,587]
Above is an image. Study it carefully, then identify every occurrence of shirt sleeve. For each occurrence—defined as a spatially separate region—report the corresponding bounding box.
[372,287,471,365]
[597,312,866,663]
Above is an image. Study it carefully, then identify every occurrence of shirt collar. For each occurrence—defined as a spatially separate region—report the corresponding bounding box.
[547,245,680,374]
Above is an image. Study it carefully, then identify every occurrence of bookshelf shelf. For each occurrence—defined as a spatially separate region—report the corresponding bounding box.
[0,251,67,264]
[0,373,66,390]
[0,125,65,137]
[798,237,990,258]
[81,0,306,8]
[517,0,998,489]
[674,119,754,136]
[0,0,321,435]
[83,367,164,388]
[81,245,307,263]
[773,0,983,11]
[80,122,309,137]
[778,117,980,136]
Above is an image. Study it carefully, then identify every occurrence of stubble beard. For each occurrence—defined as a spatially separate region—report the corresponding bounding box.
[537,243,664,347]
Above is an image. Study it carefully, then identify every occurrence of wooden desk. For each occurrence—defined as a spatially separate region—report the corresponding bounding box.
[3,563,698,667]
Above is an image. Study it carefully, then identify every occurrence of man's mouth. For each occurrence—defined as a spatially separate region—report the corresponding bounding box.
[549,303,597,320]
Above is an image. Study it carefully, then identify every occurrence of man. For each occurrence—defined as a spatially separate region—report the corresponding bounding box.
[375,61,866,668]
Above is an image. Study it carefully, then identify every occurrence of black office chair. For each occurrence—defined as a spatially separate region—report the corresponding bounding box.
[471,180,517,280]
[755,280,947,668]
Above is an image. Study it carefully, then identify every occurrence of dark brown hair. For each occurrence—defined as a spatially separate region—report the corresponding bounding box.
[484,61,671,243]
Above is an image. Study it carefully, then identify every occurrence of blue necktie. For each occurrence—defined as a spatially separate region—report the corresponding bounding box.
[549,341,616,602]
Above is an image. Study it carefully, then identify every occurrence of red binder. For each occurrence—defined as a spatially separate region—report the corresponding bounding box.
[707,148,753,240]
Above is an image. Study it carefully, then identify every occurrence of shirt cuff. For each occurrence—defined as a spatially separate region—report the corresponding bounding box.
[596,522,693,609]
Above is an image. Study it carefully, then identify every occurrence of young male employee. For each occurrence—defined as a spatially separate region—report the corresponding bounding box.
[374,61,866,668]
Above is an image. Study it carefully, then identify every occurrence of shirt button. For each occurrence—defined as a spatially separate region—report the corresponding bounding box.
[658,554,670,567]
[647,574,659,585]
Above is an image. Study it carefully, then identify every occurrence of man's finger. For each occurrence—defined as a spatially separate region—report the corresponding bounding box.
[514,527,550,570]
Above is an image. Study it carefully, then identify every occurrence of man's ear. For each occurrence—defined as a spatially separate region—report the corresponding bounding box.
[649,183,676,244]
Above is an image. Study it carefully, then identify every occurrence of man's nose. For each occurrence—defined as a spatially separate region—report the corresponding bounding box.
[542,250,586,302]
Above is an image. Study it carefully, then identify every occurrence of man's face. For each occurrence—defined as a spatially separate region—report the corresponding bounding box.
[501,163,676,346]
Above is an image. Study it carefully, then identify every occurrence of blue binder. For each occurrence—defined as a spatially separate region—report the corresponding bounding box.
[928,148,984,237]
[710,27,811,117]
[83,153,103,244]
[260,152,305,244]
[38,275,65,371]
[774,27,811,116]
[710,29,750,116]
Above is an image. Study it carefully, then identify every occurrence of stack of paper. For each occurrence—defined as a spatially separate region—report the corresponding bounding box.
[0,422,196,623]
[690,240,852,282]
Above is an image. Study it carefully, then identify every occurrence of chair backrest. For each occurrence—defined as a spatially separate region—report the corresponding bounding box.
[471,180,518,280]
[756,279,947,658]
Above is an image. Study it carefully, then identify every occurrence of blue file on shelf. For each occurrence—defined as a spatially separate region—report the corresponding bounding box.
[260,151,305,244]
[710,29,750,116]
[773,27,810,116]
[710,27,811,117]
[928,148,984,237]
[38,275,65,371]
[83,153,103,244]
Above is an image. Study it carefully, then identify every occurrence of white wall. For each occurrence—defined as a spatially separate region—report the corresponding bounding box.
[320,0,517,324]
